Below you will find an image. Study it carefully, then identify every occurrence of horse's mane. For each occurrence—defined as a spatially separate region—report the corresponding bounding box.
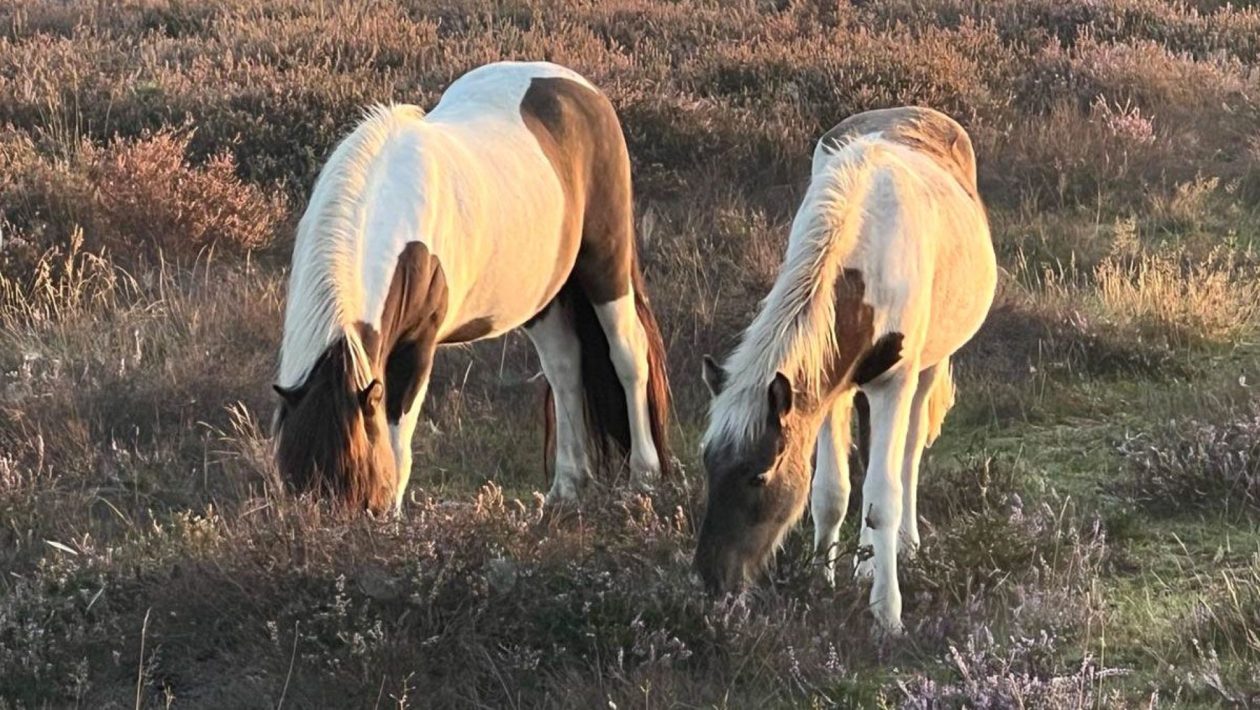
[705,139,879,445]
[278,103,427,390]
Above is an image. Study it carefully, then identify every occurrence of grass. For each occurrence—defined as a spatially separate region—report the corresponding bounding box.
[3,0,1260,706]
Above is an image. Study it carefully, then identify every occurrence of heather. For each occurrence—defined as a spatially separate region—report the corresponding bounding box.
[3,0,1260,706]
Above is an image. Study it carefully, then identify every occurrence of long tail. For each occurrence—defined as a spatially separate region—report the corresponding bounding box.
[923,357,956,447]
[542,257,672,481]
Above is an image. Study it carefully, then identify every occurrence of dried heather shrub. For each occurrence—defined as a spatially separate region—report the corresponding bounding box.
[894,629,1129,709]
[1118,405,1260,516]
[82,130,287,258]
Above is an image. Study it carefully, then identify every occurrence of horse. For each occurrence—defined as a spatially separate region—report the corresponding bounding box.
[272,61,671,515]
[693,107,996,631]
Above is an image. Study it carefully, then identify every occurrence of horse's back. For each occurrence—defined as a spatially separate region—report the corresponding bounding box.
[427,61,596,126]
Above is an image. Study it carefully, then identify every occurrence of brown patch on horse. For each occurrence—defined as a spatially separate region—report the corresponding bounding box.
[853,333,905,386]
[823,268,877,388]
[819,268,904,388]
[520,77,672,478]
[358,242,450,424]
[274,338,395,513]
[820,107,979,199]
[442,316,495,344]
[520,76,632,306]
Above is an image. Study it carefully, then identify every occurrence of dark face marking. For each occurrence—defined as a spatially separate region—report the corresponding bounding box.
[273,338,396,514]
[275,243,451,513]
[520,77,634,306]
[694,373,812,594]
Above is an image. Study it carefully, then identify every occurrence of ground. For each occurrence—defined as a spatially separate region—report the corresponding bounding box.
[2,0,1260,707]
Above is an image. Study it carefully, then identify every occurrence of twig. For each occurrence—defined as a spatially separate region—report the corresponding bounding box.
[134,608,151,710]
[276,621,299,709]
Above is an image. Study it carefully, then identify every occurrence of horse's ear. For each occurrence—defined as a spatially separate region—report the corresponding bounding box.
[768,372,793,420]
[359,379,384,414]
[702,355,726,397]
[273,383,305,407]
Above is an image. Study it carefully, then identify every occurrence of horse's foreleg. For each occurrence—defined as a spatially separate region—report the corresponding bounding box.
[389,391,425,513]
[812,390,855,586]
[898,364,940,552]
[526,303,592,502]
[593,292,661,487]
[386,335,437,514]
[854,363,918,633]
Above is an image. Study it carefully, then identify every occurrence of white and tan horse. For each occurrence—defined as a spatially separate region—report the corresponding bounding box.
[273,62,670,514]
[694,107,995,631]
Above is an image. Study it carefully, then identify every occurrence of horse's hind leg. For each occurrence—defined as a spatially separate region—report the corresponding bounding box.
[385,332,438,513]
[592,292,662,486]
[812,389,855,586]
[525,301,592,502]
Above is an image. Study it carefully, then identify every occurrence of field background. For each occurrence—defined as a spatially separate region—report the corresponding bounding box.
[2,0,1260,707]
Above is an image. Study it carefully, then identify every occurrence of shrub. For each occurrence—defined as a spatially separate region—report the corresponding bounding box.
[1,128,286,272]
[893,629,1128,709]
[80,129,287,257]
[1118,404,1260,517]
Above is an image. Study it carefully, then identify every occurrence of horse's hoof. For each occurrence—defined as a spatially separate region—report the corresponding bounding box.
[873,616,906,639]
[898,538,921,559]
[545,487,579,506]
[629,472,658,494]
[545,469,590,505]
[853,554,875,580]
[821,567,837,587]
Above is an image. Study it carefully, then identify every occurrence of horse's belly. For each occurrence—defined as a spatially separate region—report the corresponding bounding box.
[438,206,573,342]
[919,231,996,366]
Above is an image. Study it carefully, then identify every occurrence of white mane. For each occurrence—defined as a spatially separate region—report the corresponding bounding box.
[705,138,882,445]
[277,104,427,389]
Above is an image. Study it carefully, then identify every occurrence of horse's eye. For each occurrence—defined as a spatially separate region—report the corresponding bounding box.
[750,472,769,487]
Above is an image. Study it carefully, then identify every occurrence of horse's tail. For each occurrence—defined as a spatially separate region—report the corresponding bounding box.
[542,257,672,483]
[923,358,956,448]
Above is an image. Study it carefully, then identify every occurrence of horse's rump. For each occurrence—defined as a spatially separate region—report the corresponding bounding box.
[817,106,979,199]
[520,75,672,482]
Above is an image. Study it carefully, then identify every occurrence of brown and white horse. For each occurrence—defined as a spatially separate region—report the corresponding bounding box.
[694,107,996,631]
[273,62,670,514]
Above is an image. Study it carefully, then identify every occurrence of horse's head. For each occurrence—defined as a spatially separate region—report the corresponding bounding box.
[272,339,396,514]
[693,356,814,594]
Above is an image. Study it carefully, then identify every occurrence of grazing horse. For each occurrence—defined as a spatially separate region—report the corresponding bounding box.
[694,107,995,631]
[272,62,671,514]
